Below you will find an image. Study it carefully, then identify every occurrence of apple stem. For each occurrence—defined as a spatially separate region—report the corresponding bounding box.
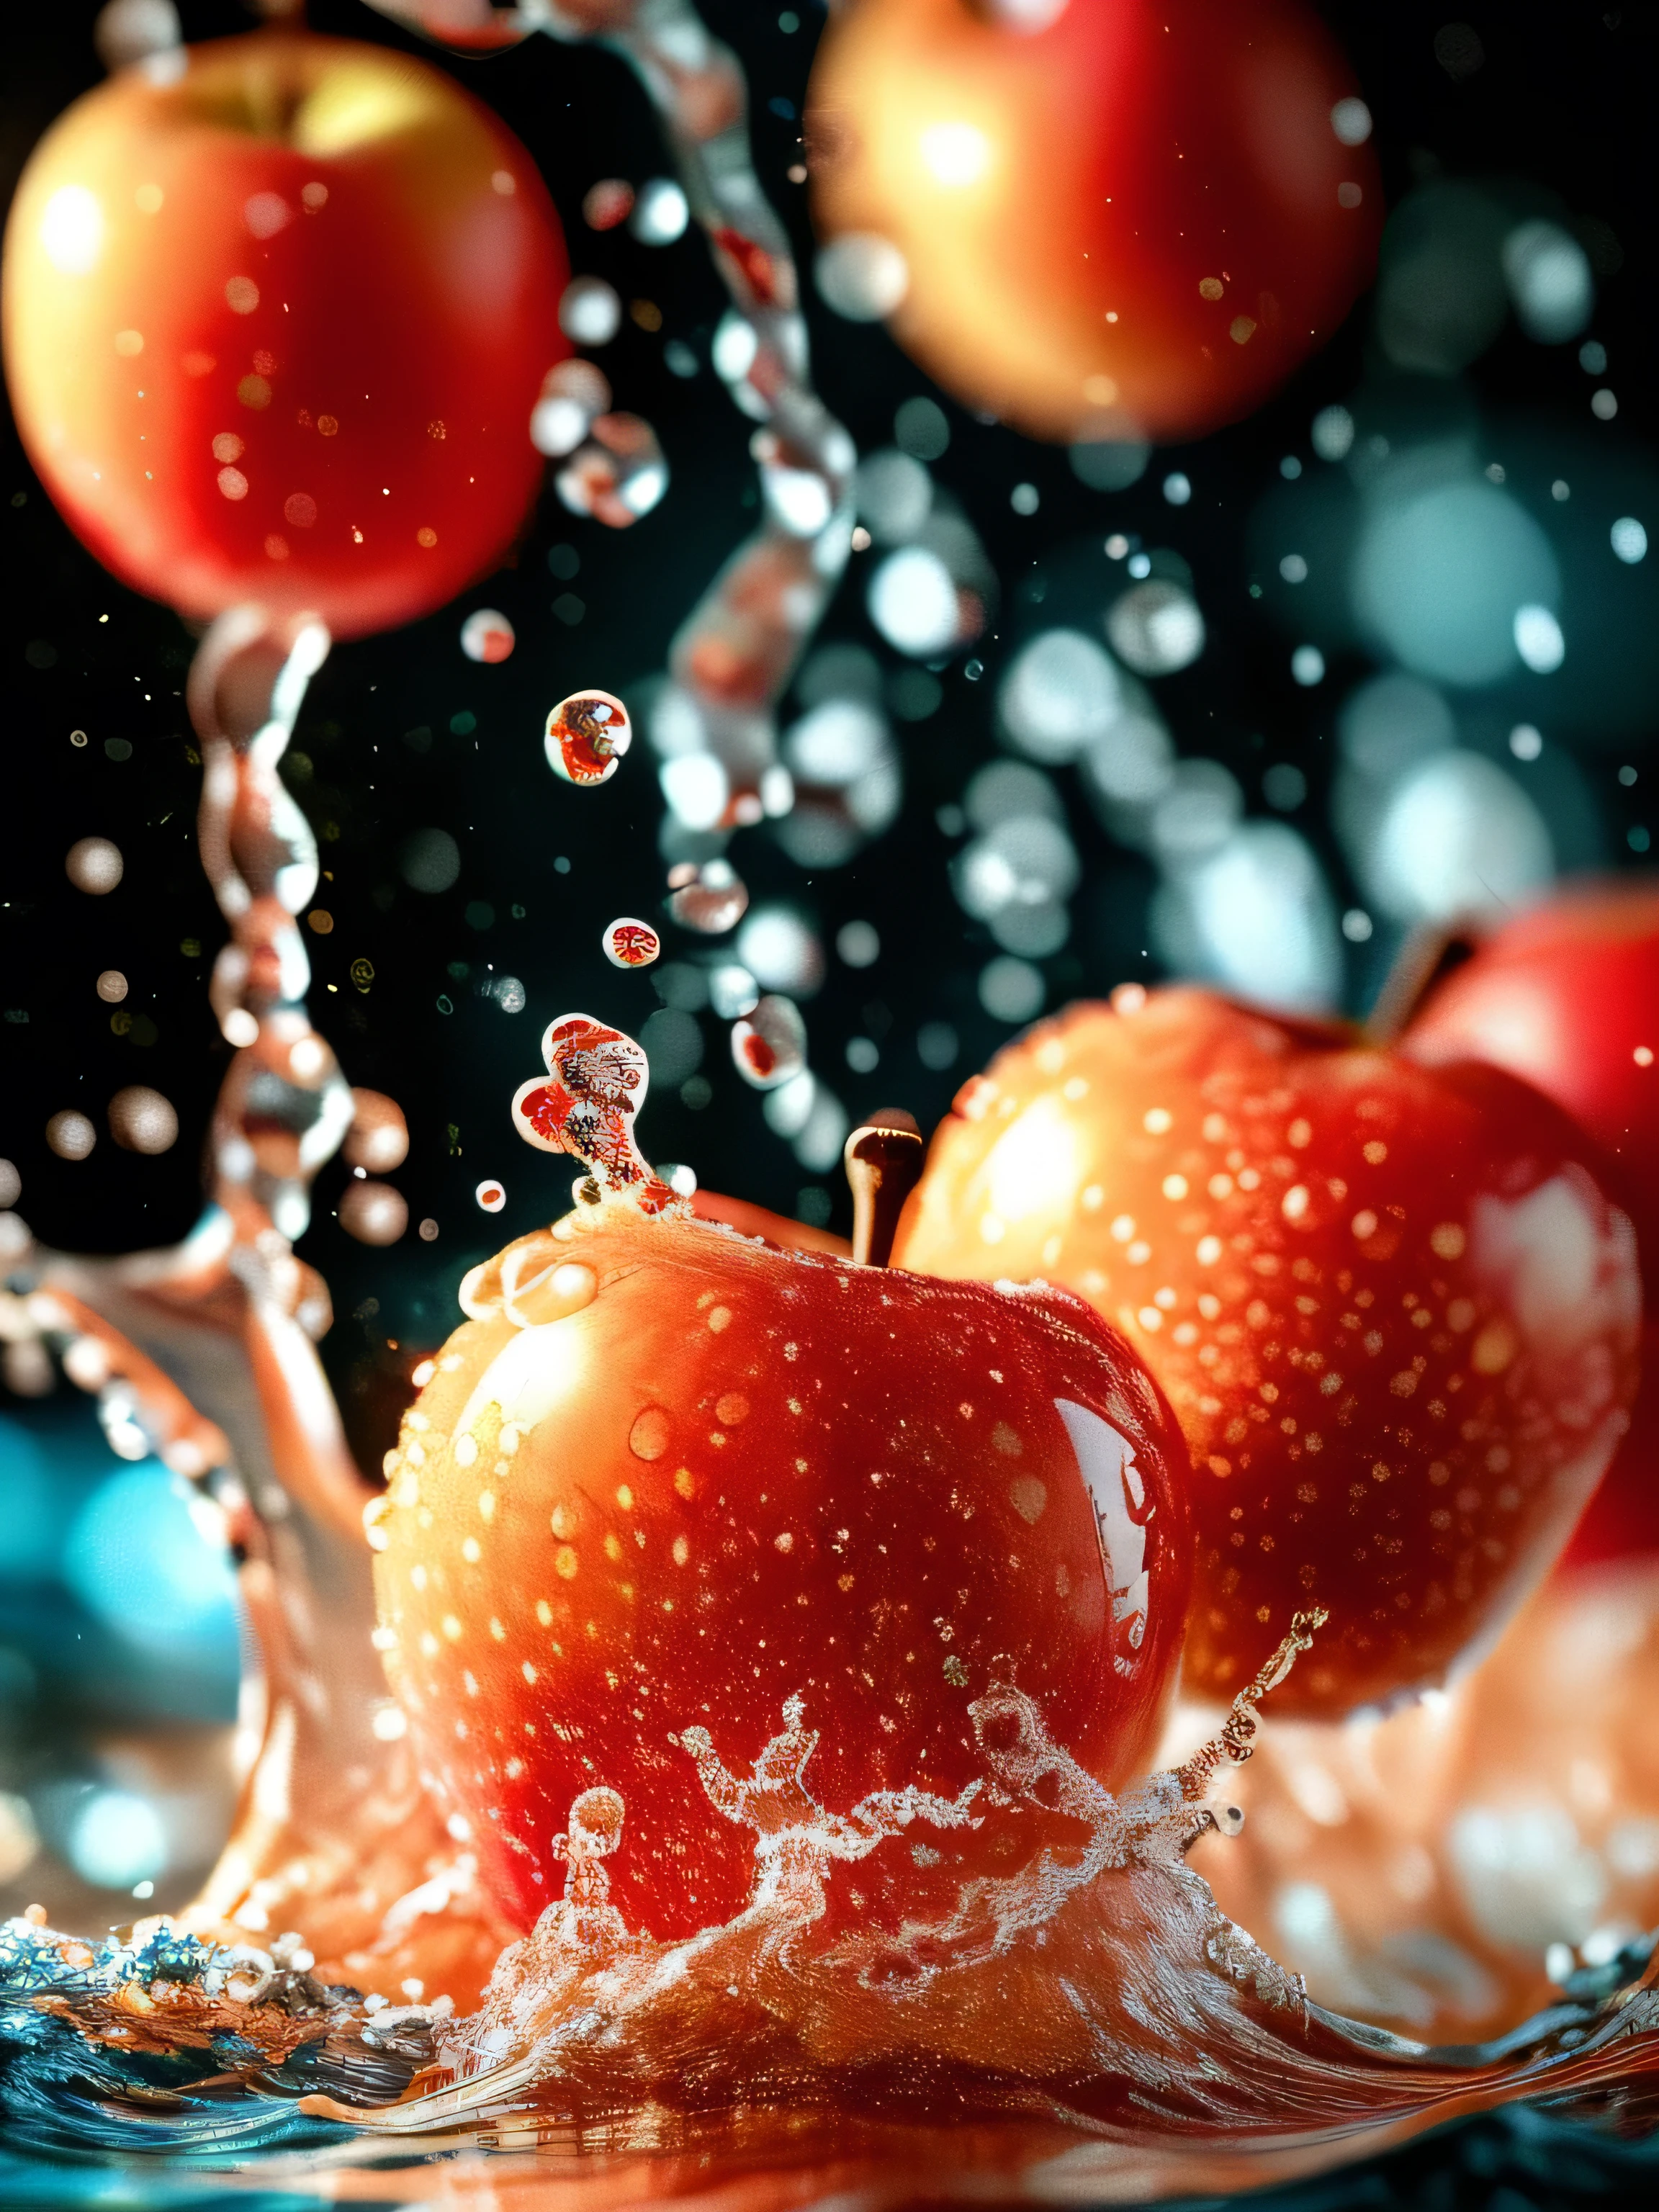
[843,1111,925,1268]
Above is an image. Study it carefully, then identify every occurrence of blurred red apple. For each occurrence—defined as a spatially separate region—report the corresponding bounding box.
[806,0,1381,444]
[1403,884,1659,1277]
[1403,883,1659,1564]
[3,30,567,639]
[894,988,1641,1716]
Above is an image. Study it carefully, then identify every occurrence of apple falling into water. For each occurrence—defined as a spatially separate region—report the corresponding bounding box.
[371,1187,1193,1939]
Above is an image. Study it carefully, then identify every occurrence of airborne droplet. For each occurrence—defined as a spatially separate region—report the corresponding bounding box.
[603,917,661,970]
[66,837,123,894]
[731,996,807,1091]
[345,1089,410,1174]
[546,691,631,787]
[108,1085,178,1155]
[46,1110,97,1160]
[340,1181,408,1245]
[667,858,749,935]
[583,179,635,232]
[460,608,516,665]
[531,360,612,459]
[511,1014,683,1216]
[556,415,669,528]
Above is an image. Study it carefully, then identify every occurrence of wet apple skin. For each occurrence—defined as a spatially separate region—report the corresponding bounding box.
[896,989,1642,1716]
[376,1207,1192,1938]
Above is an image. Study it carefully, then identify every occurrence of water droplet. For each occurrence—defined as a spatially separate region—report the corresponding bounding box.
[559,276,622,346]
[461,608,516,665]
[400,829,461,893]
[341,1181,408,1245]
[709,963,760,1019]
[583,179,635,232]
[732,996,807,1090]
[632,178,690,245]
[244,192,292,240]
[66,838,122,894]
[815,231,909,320]
[603,917,661,969]
[629,1406,671,1461]
[546,691,631,786]
[107,1086,177,1155]
[555,414,668,526]
[344,1089,409,1173]
[667,859,748,934]
[511,1015,683,1215]
[46,1110,96,1160]
[531,361,612,459]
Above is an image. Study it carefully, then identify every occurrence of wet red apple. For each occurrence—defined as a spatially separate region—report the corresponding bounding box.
[894,988,1641,1716]
[370,1196,1192,1938]
[806,0,1381,444]
[692,1186,850,1256]
[2,29,567,639]
[1403,884,1659,1270]
[1403,883,1659,1564]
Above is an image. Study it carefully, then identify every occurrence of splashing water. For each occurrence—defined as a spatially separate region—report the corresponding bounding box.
[511,1014,685,1215]
[13,1606,1659,2198]
[289,1655,1287,2134]
[545,691,631,787]
[603,917,662,969]
[732,993,807,1089]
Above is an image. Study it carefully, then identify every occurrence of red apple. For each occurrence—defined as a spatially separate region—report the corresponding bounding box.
[805,0,1381,445]
[692,1186,851,1257]
[1403,882,1659,1564]
[1402,884,1659,1274]
[894,987,1641,1716]
[369,1197,1192,1938]
[2,30,567,640]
